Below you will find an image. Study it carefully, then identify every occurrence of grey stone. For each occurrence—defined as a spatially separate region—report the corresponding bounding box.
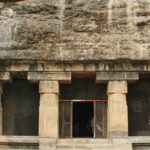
[96,72,139,83]
[0,0,149,62]
[27,72,71,82]
[1,8,15,18]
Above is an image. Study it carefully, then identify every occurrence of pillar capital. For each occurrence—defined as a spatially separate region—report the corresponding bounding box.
[107,81,127,94]
[39,81,59,94]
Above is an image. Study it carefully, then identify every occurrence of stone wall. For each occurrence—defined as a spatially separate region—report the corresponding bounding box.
[0,0,149,62]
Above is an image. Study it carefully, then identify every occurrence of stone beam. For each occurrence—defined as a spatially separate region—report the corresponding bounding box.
[0,72,11,81]
[0,49,150,62]
[28,72,71,83]
[96,72,139,83]
[1,62,150,72]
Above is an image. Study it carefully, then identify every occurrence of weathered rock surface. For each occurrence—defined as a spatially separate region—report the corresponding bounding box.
[0,0,149,62]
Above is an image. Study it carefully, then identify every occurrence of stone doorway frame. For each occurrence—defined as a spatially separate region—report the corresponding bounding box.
[59,99,107,139]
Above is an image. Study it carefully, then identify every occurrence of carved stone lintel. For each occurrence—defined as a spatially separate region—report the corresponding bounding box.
[96,72,139,83]
[28,72,71,83]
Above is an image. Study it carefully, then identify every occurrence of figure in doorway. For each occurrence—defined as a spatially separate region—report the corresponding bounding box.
[87,115,94,137]
[74,121,79,137]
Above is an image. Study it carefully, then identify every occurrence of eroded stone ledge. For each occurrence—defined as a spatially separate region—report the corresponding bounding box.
[0,62,150,72]
[96,72,139,83]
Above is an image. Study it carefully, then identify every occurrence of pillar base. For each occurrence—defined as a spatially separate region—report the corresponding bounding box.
[108,131,128,138]
[39,138,56,150]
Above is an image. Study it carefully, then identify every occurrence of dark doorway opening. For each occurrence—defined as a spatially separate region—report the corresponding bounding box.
[73,102,94,138]
[2,79,39,136]
[128,78,150,136]
[59,78,107,138]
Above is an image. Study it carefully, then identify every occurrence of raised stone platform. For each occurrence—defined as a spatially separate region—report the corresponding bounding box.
[0,136,149,150]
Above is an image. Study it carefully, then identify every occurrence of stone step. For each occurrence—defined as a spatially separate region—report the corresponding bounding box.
[57,144,113,149]
[0,149,37,150]
[57,148,132,150]
[56,139,121,150]
[57,139,114,150]
[57,139,111,145]
[0,147,38,150]
[58,149,112,150]
[56,139,132,150]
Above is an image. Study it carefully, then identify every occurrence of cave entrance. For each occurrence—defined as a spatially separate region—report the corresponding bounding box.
[59,100,107,138]
[73,102,93,138]
[59,78,107,138]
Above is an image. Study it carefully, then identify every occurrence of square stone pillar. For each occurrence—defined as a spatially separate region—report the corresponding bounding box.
[39,81,59,138]
[107,81,128,138]
[0,84,3,135]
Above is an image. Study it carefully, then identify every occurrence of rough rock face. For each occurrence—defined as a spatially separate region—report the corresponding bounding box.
[0,0,150,62]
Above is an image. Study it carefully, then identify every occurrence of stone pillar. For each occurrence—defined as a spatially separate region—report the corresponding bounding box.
[107,81,128,138]
[0,83,3,135]
[39,81,59,138]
